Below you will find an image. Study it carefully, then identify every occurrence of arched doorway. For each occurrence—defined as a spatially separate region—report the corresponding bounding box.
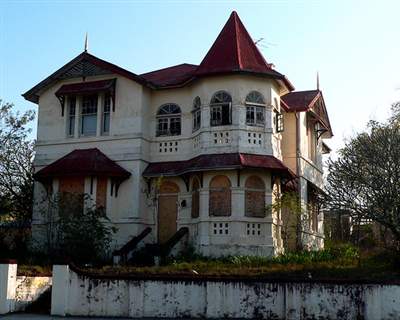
[158,181,180,244]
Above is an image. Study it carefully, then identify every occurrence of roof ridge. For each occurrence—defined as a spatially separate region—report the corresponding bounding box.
[233,12,242,70]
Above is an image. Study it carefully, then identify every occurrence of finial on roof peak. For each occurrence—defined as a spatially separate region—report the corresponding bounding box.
[84,32,89,52]
[317,71,320,90]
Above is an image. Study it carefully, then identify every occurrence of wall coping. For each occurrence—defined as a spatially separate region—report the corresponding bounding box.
[65,264,400,285]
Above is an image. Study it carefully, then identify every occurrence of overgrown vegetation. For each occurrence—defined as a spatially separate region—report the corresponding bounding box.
[77,244,399,282]
[36,192,116,264]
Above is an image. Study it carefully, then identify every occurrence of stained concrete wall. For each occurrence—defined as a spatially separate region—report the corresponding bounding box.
[0,263,52,314]
[52,264,400,319]
[14,276,52,312]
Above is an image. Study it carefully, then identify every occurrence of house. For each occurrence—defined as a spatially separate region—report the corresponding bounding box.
[23,11,332,257]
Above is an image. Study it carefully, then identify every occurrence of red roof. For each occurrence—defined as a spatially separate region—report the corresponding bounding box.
[197,11,271,75]
[55,79,116,96]
[141,64,198,87]
[139,11,293,90]
[281,90,333,137]
[281,90,320,112]
[23,11,294,102]
[143,153,294,178]
[34,148,131,181]
[194,12,294,90]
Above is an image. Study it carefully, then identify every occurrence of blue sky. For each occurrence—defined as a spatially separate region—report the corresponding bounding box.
[1,0,400,153]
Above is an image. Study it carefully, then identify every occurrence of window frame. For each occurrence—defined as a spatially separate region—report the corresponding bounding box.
[102,94,111,135]
[210,91,232,127]
[67,96,76,137]
[80,94,98,137]
[245,91,266,127]
[156,103,182,137]
[274,109,284,133]
[192,97,201,132]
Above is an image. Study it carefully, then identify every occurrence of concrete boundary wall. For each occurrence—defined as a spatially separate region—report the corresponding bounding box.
[0,262,52,315]
[52,264,400,319]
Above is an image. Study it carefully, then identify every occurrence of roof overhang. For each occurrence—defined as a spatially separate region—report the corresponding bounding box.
[34,148,131,183]
[143,153,295,179]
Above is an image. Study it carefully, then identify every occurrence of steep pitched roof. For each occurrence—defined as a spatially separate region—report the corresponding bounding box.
[281,90,333,137]
[23,52,151,103]
[194,11,294,90]
[196,11,271,75]
[140,11,293,90]
[34,148,131,181]
[141,64,198,87]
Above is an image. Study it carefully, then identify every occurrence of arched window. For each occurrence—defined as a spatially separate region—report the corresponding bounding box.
[245,91,265,126]
[191,177,200,218]
[156,104,181,136]
[245,176,266,217]
[192,96,201,132]
[210,91,232,126]
[209,175,231,216]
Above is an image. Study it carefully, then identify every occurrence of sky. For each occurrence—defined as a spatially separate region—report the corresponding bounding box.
[1,0,400,154]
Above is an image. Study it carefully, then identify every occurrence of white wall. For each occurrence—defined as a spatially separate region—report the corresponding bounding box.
[52,264,400,319]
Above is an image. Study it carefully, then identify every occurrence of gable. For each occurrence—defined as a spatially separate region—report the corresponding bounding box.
[23,51,150,104]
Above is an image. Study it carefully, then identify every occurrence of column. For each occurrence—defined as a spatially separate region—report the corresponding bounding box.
[51,265,70,316]
[197,189,210,246]
[0,262,17,314]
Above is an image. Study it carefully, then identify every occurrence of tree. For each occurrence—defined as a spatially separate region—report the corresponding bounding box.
[0,100,35,223]
[325,110,400,249]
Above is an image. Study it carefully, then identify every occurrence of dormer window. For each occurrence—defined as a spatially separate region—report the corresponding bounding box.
[192,96,201,132]
[81,95,98,136]
[210,91,232,126]
[156,104,181,136]
[245,91,265,126]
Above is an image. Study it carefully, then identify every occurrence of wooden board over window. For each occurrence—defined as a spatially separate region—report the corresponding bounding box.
[209,175,231,216]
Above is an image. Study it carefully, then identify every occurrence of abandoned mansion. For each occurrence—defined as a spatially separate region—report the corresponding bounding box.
[23,11,333,257]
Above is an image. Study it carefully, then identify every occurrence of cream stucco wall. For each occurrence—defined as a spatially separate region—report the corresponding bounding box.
[32,70,324,256]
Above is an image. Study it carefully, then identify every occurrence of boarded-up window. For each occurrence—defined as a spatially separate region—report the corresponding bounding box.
[191,178,200,218]
[158,181,179,244]
[96,177,107,210]
[58,177,85,215]
[59,177,84,194]
[245,176,266,217]
[209,175,231,216]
